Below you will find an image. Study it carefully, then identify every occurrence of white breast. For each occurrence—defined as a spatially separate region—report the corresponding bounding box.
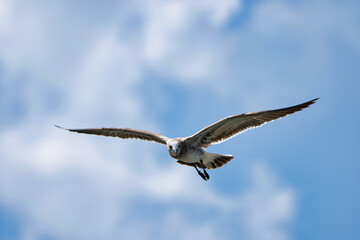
[179,148,205,164]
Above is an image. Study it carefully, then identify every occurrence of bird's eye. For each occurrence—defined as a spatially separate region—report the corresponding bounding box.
[170,146,173,150]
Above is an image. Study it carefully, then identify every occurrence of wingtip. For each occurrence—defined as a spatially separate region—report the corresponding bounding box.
[309,98,319,105]
[312,97,320,102]
[55,125,68,130]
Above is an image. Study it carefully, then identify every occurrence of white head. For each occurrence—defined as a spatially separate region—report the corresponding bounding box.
[168,140,181,158]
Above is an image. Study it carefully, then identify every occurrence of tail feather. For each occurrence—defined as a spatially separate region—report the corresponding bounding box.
[176,152,234,169]
[202,152,234,169]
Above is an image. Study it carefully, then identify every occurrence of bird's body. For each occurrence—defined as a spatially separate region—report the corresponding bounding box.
[166,139,233,169]
[56,98,318,180]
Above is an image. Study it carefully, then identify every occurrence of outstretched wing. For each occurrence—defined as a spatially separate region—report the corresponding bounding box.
[185,98,318,148]
[55,125,170,145]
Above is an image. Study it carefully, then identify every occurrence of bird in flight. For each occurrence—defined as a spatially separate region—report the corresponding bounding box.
[56,98,318,181]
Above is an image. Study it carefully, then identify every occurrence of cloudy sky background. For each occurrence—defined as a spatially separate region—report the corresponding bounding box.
[0,0,359,239]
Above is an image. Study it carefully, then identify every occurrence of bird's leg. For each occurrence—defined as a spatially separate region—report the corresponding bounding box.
[194,165,207,181]
[200,159,210,180]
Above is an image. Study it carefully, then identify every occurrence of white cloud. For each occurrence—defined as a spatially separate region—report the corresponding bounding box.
[140,0,241,81]
[240,163,296,240]
[0,0,11,35]
[4,0,348,239]
[1,117,295,239]
[157,210,219,240]
[62,29,145,125]
[141,0,240,62]
[0,126,296,240]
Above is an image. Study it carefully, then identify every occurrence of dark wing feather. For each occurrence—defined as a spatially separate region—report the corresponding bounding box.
[185,98,318,148]
[55,126,169,145]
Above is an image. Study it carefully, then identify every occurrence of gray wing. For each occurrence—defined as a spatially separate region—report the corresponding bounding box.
[55,125,170,145]
[185,98,318,148]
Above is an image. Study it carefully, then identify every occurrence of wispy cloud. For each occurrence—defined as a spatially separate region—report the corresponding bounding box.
[2,0,358,239]
[0,127,295,240]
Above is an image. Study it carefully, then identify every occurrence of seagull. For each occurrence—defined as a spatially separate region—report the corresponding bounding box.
[56,98,318,181]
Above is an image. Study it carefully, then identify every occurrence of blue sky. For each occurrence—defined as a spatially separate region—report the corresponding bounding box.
[0,0,359,239]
